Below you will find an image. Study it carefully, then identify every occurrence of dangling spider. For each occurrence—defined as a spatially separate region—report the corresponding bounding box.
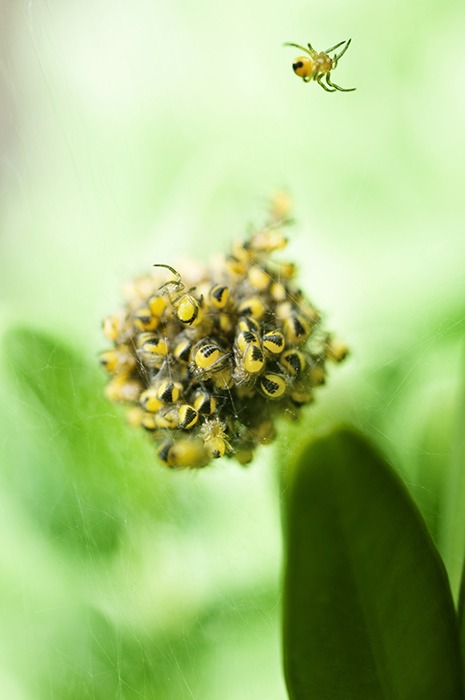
[283,38,355,92]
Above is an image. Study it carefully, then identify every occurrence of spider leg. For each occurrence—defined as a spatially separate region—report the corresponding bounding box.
[153,263,182,286]
[306,43,317,57]
[325,73,356,92]
[333,38,352,63]
[317,74,336,92]
[324,40,346,54]
[283,42,313,57]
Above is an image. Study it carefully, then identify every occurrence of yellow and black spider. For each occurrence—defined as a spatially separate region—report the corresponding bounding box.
[284,38,355,92]
[100,194,348,469]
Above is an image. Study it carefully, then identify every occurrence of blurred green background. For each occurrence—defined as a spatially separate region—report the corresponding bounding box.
[1,0,465,697]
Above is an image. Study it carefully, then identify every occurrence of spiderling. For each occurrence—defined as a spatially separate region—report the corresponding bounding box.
[100,194,348,469]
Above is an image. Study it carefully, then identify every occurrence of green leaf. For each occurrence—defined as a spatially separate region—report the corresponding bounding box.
[458,559,465,675]
[2,327,165,556]
[440,342,465,599]
[283,426,464,700]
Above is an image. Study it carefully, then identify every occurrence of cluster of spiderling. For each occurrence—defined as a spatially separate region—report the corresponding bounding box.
[100,195,347,469]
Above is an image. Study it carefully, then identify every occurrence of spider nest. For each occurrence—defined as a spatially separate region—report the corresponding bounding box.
[100,194,347,468]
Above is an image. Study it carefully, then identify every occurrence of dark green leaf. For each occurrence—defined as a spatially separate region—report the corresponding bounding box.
[458,558,465,677]
[455,342,465,672]
[283,426,463,700]
[441,341,465,598]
